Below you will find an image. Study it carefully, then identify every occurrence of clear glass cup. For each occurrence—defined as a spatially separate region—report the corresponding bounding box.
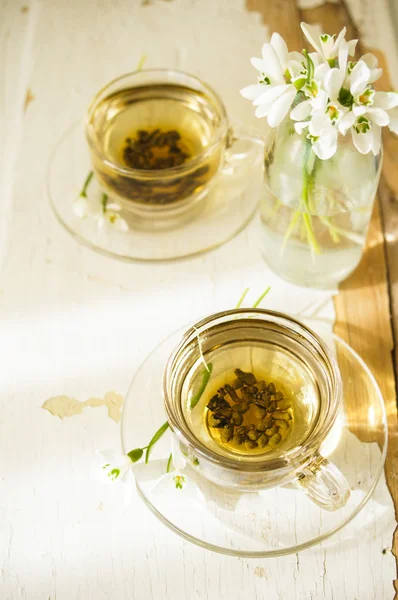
[85,69,257,229]
[163,309,350,511]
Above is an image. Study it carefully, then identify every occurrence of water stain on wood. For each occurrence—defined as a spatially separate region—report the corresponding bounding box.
[254,566,267,578]
[23,87,35,112]
[141,0,174,5]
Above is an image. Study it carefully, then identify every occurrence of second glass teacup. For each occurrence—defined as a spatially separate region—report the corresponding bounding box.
[86,69,259,229]
[163,309,350,511]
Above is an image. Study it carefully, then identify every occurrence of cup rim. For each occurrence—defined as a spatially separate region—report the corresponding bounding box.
[85,68,230,178]
[163,308,342,473]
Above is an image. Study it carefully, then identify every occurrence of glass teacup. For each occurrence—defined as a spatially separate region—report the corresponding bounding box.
[163,309,350,511]
[85,69,257,228]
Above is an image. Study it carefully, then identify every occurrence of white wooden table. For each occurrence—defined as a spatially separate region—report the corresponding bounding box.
[1,1,397,598]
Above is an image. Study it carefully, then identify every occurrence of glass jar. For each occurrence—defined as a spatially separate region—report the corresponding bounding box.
[163,309,350,511]
[260,118,382,288]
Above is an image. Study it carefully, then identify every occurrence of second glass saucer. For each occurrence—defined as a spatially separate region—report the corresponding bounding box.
[121,319,388,557]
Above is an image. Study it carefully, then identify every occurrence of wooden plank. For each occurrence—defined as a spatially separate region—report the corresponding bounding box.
[368,50,398,387]
[245,0,303,48]
[300,0,398,592]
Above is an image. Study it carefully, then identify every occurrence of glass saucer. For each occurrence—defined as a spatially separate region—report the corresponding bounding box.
[121,319,388,557]
[47,121,264,261]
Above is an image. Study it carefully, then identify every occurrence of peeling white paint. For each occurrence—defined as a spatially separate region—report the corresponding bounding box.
[42,391,124,423]
[0,0,396,598]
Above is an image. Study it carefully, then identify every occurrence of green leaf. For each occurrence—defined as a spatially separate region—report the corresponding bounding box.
[166,453,173,473]
[145,421,169,464]
[79,171,93,198]
[136,54,147,71]
[252,287,271,308]
[190,363,213,409]
[236,287,249,308]
[127,448,144,463]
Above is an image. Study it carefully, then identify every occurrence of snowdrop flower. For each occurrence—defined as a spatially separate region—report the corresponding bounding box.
[73,190,129,232]
[92,449,136,504]
[151,435,187,491]
[291,62,345,159]
[357,53,383,84]
[295,112,338,160]
[240,33,303,127]
[337,58,397,154]
[150,436,203,501]
[95,449,134,482]
[386,106,398,134]
[339,112,384,155]
[301,22,357,64]
[73,196,89,219]
[95,202,129,232]
[242,23,396,160]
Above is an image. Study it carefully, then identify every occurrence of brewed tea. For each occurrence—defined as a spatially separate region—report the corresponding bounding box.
[87,83,224,206]
[206,368,292,455]
[182,335,321,460]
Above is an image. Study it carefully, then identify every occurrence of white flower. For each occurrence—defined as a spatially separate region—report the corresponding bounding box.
[150,436,202,497]
[73,196,89,218]
[306,113,338,160]
[95,203,129,232]
[337,59,396,155]
[243,23,397,160]
[73,190,129,232]
[94,449,133,482]
[92,449,136,504]
[387,106,398,134]
[301,22,357,63]
[358,53,383,84]
[291,64,345,159]
[240,33,299,127]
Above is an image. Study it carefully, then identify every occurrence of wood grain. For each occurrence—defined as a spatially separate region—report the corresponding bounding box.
[246,0,302,47]
[300,0,398,592]
[1,1,397,598]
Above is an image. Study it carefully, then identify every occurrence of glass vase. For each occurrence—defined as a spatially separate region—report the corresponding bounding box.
[260,118,382,289]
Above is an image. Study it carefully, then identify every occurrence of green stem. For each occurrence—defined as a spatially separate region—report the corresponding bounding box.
[190,363,213,409]
[145,421,169,464]
[320,217,365,245]
[302,213,321,254]
[101,193,109,213]
[236,287,249,309]
[320,216,340,244]
[301,142,321,255]
[252,286,271,308]
[282,209,301,249]
[166,453,173,473]
[80,171,93,198]
[136,54,147,71]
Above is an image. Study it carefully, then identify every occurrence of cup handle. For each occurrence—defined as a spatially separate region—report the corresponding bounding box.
[295,454,350,511]
[221,126,264,175]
